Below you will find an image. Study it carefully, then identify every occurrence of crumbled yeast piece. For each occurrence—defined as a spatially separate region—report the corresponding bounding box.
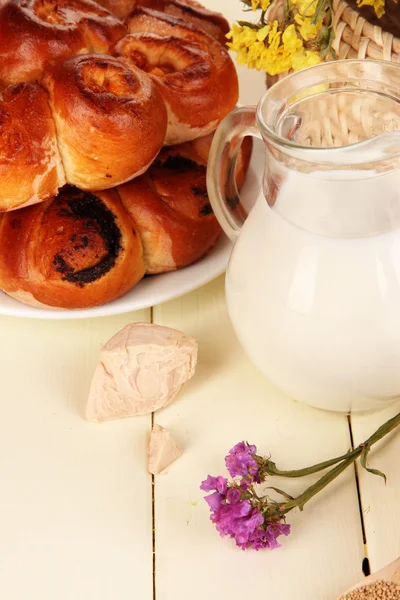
[148,424,182,475]
[86,322,197,422]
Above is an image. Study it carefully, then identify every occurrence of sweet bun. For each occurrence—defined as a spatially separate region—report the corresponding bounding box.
[0,82,66,212]
[95,0,137,19]
[166,133,253,189]
[41,54,168,190]
[116,8,238,144]
[0,0,126,87]
[116,134,252,274]
[94,0,229,42]
[0,186,145,309]
[155,0,230,45]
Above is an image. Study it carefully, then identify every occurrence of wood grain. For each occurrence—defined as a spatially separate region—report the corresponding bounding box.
[0,310,153,600]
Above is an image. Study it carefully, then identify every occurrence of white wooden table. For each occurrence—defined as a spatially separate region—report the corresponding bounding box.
[0,275,399,600]
[1,1,399,598]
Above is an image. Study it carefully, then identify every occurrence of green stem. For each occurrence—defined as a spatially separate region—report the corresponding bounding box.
[261,449,358,478]
[266,410,400,517]
[364,410,400,446]
[282,457,356,513]
[260,410,400,480]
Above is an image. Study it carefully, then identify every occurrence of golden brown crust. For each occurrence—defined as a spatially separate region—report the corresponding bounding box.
[94,0,229,42]
[0,82,66,212]
[165,133,253,188]
[122,0,229,43]
[95,0,136,19]
[116,134,252,274]
[117,8,238,144]
[117,157,221,274]
[0,0,126,87]
[162,0,229,45]
[41,54,168,190]
[0,186,145,309]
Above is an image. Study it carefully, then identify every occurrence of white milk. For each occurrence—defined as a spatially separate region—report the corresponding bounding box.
[226,168,400,412]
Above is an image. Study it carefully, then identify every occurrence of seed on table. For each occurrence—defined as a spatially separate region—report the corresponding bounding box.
[341,580,400,599]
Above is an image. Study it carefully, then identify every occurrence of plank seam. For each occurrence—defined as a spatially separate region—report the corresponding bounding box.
[151,305,156,600]
[347,414,370,569]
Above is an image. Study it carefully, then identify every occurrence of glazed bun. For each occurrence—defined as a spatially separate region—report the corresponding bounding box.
[116,134,252,274]
[94,0,229,42]
[42,54,168,190]
[116,8,238,144]
[95,0,136,19]
[153,0,229,45]
[0,0,238,213]
[0,83,66,212]
[0,0,126,87]
[0,132,253,308]
[0,186,145,309]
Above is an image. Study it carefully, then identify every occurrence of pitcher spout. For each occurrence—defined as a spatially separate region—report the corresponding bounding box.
[258,59,400,168]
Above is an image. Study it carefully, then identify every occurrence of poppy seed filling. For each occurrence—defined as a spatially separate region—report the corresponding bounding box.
[53,190,122,286]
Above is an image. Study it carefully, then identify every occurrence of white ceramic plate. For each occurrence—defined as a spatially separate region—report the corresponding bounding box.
[0,0,266,320]
[0,150,264,320]
[0,235,232,320]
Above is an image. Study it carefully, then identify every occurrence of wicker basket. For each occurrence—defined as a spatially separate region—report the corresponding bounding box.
[266,0,400,86]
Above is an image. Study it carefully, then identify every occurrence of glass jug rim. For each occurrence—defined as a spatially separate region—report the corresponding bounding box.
[256,59,400,166]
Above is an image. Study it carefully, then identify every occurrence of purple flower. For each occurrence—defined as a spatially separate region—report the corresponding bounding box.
[210,498,265,549]
[226,488,241,504]
[204,491,225,511]
[225,441,259,481]
[200,445,291,552]
[247,521,291,551]
[200,475,228,512]
[200,475,227,495]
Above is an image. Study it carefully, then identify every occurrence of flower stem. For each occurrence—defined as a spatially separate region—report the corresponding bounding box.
[261,410,400,480]
[266,410,400,517]
[261,449,357,478]
[281,457,355,513]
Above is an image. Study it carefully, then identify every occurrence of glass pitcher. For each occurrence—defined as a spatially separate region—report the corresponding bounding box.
[207,59,400,413]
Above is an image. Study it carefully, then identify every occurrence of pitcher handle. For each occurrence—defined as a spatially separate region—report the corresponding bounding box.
[207,106,262,241]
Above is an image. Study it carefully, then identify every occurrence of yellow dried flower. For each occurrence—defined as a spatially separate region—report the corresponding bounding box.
[256,25,271,42]
[226,23,258,50]
[227,17,323,76]
[356,0,386,17]
[294,13,323,41]
[251,0,271,10]
[290,0,318,16]
[291,49,321,71]
[282,24,303,53]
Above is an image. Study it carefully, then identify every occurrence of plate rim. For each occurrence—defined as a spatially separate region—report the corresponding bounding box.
[0,235,233,320]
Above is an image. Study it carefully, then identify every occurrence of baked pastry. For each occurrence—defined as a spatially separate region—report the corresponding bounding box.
[94,0,229,43]
[0,0,249,310]
[116,133,252,274]
[0,131,252,308]
[42,54,168,190]
[0,0,237,212]
[164,134,253,190]
[115,8,238,144]
[0,0,127,87]
[95,0,137,19]
[0,82,66,212]
[149,0,229,45]
[0,186,145,309]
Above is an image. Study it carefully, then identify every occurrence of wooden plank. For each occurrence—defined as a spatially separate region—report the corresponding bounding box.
[153,277,365,600]
[351,404,400,573]
[0,310,153,600]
